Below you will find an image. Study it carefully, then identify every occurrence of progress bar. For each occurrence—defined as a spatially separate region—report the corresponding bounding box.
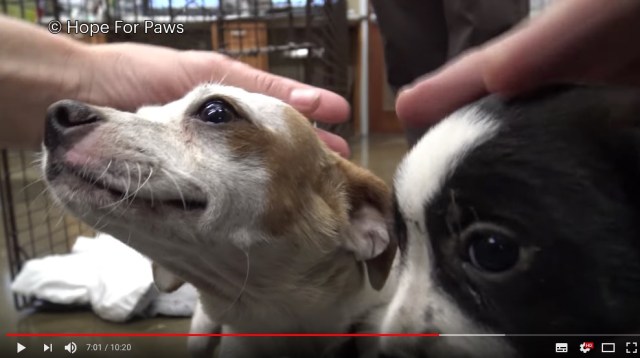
[7,333,640,338]
[443,334,640,337]
[6,333,440,338]
[440,334,505,337]
[507,334,640,337]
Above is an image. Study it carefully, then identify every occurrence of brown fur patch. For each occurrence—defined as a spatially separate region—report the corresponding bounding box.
[224,105,392,259]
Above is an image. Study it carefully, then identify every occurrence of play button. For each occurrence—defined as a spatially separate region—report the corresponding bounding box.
[17,342,26,353]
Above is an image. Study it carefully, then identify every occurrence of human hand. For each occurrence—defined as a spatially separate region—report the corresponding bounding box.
[396,0,640,128]
[81,43,351,156]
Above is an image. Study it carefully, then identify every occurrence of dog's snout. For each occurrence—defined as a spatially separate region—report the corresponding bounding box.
[48,100,103,128]
[45,100,104,149]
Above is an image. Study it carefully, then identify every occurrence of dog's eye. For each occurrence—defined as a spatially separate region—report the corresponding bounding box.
[197,100,236,124]
[466,230,519,272]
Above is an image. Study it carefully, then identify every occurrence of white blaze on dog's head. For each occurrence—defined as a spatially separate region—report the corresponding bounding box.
[381,107,516,357]
[43,83,396,314]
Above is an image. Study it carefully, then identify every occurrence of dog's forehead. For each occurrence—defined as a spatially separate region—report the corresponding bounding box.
[136,84,292,134]
[394,107,500,225]
[188,83,284,106]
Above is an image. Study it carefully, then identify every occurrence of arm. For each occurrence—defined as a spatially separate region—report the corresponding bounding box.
[0,15,350,155]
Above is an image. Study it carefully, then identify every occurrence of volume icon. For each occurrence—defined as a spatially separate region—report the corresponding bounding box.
[64,342,77,354]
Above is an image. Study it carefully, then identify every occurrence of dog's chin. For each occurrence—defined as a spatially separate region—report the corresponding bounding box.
[45,162,208,219]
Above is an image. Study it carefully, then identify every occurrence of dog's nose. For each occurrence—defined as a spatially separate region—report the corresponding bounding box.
[45,100,104,149]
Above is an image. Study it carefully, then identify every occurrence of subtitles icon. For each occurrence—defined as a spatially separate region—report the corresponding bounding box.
[602,343,615,353]
[580,342,595,353]
[627,342,638,354]
[556,343,569,353]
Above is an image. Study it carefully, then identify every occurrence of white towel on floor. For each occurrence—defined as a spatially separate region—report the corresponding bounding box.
[10,233,197,322]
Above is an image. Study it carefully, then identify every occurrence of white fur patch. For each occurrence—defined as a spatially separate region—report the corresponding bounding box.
[394,107,499,225]
[381,107,515,357]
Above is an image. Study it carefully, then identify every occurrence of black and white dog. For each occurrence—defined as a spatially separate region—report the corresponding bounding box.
[381,86,640,357]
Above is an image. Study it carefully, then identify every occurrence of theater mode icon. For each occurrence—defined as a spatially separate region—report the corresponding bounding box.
[556,343,569,353]
[580,342,595,353]
[602,343,615,353]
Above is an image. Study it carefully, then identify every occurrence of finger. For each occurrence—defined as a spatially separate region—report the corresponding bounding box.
[396,50,490,127]
[222,58,350,124]
[315,128,350,158]
[482,0,640,95]
[396,0,638,127]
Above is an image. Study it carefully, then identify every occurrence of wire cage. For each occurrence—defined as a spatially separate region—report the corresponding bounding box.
[1,0,352,310]
[0,151,95,310]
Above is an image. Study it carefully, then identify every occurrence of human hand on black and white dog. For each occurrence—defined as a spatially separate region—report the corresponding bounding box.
[396,0,640,130]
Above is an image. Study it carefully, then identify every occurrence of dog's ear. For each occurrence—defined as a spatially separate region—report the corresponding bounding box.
[152,262,185,293]
[336,156,397,291]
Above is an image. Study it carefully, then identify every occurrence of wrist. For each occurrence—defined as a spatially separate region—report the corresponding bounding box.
[0,15,94,148]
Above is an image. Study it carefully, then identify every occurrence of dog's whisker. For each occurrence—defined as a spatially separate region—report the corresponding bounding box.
[218,247,251,320]
[30,187,50,207]
[98,177,129,209]
[40,195,59,220]
[124,162,132,202]
[48,189,79,228]
[123,163,147,212]
[133,167,153,200]
[135,163,143,192]
[99,177,133,221]
[93,209,110,229]
[81,157,91,178]
[161,168,187,210]
[171,167,208,189]
[218,71,231,85]
[91,159,112,185]
[149,185,155,208]
[18,176,45,195]
[30,155,44,166]
[94,221,110,234]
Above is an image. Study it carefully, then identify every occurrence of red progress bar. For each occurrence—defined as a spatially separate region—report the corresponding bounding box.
[6,333,440,338]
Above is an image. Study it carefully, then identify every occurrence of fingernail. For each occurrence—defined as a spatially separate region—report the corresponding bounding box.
[290,89,320,113]
[398,84,414,95]
[398,71,434,96]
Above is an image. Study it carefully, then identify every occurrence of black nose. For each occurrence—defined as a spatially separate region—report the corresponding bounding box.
[45,100,104,149]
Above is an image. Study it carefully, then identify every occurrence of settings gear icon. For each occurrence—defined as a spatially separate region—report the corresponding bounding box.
[579,342,593,353]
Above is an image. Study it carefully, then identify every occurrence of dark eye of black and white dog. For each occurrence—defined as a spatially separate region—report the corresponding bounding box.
[196,99,236,124]
[386,86,640,358]
[462,225,519,273]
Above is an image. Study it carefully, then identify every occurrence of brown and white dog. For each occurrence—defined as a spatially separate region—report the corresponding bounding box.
[42,84,398,358]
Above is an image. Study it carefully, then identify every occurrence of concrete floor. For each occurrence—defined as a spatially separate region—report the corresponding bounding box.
[0,134,408,357]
